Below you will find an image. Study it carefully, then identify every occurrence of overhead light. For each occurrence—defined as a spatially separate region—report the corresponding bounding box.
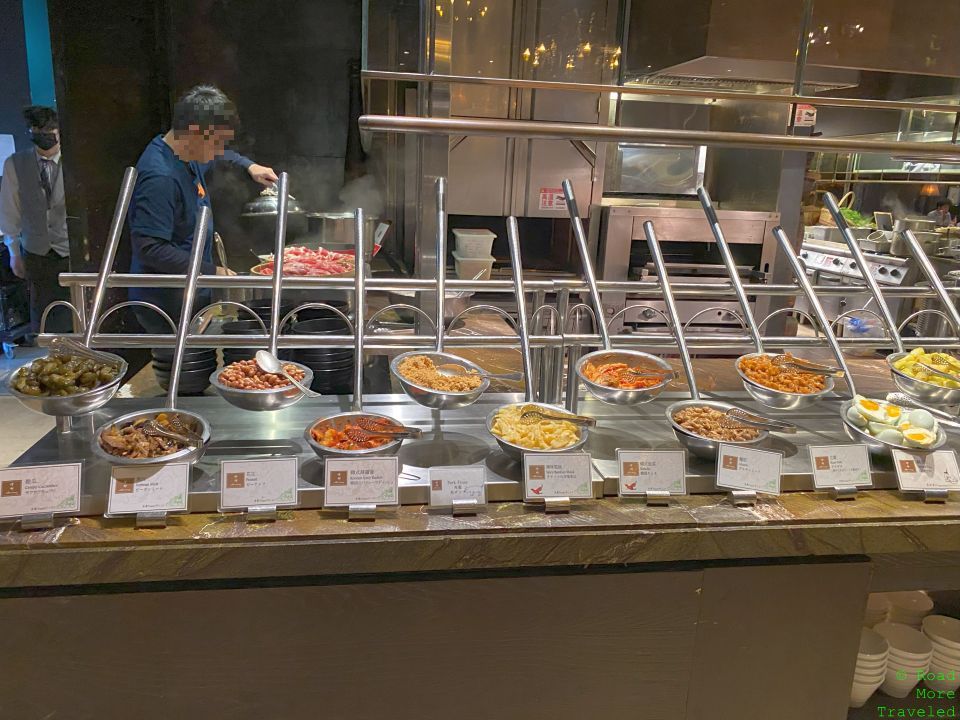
[537,43,546,53]
[522,47,531,61]
[921,183,941,196]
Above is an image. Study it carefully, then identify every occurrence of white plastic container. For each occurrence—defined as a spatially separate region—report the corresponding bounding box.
[453,229,496,258]
[453,250,495,281]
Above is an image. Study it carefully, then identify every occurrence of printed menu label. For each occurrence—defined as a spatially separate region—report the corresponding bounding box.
[716,445,782,496]
[108,463,190,516]
[324,457,399,508]
[523,453,593,501]
[892,450,960,493]
[0,463,82,519]
[428,466,486,508]
[219,457,299,510]
[808,444,872,489]
[617,450,686,496]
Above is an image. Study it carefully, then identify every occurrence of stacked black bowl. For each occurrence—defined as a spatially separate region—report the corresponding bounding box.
[291,308,354,394]
[152,347,218,395]
[221,299,296,364]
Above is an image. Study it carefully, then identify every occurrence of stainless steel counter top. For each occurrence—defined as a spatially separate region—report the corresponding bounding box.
[10,390,944,516]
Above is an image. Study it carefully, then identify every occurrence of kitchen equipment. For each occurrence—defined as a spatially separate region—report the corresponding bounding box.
[254,351,321,398]
[94,206,214,465]
[452,250,495,280]
[884,393,960,430]
[895,217,937,234]
[486,216,590,461]
[566,180,674,406]
[437,363,523,382]
[391,178,491,410]
[211,173,313,412]
[771,355,845,377]
[858,230,892,255]
[452,228,496,257]
[304,212,388,262]
[9,168,136,420]
[519,406,596,427]
[698,186,835,410]
[241,184,307,254]
[718,407,796,432]
[306,207,414,460]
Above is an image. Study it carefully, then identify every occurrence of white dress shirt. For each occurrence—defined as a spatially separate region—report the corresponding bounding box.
[0,148,68,257]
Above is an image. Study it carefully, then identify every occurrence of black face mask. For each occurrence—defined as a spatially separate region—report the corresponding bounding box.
[30,131,58,151]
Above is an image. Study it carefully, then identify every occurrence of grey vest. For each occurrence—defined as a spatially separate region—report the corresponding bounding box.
[10,149,69,257]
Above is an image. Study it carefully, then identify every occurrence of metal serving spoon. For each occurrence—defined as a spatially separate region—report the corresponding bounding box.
[255,350,322,397]
[519,406,597,427]
[436,363,523,382]
[350,416,423,439]
[916,361,960,384]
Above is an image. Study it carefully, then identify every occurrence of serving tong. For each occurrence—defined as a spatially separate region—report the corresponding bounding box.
[885,392,960,431]
[49,336,123,369]
[770,354,845,378]
[916,358,960,384]
[141,418,201,446]
[436,363,523,382]
[345,416,423,442]
[717,408,797,433]
[519,405,596,427]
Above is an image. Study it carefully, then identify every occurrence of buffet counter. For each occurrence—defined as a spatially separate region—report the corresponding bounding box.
[2,372,959,719]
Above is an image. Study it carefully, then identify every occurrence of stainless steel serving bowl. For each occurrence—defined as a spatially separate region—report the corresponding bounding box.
[485,401,589,462]
[887,352,960,406]
[390,351,490,410]
[575,349,673,406]
[8,352,128,417]
[210,361,314,412]
[840,398,947,457]
[304,411,405,460]
[666,399,769,461]
[92,408,211,466]
[735,352,835,410]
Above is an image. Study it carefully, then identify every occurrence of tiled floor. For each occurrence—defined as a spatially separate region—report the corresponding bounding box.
[0,346,56,465]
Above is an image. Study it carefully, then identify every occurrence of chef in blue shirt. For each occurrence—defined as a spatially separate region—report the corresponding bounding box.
[127,85,277,333]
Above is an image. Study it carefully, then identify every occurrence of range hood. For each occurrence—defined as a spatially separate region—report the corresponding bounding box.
[626,0,960,91]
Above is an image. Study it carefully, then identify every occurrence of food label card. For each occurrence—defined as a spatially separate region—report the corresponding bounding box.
[107,463,190,516]
[892,450,960,493]
[0,463,82,519]
[808,444,873,489]
[220,458,299,510]
[428,466,486,508]
[716,445,782,495]
[324,457,399,508]
[617,450,686,496]
[523,453,593,501]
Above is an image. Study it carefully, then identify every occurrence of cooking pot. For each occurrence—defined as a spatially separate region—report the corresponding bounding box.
[304,212,388,262]
[894,217,936,233]
[890,230,943,257]
[240,186,308,255]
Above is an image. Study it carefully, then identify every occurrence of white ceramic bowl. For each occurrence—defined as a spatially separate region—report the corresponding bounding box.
[867,593,892,614]
[925,673,960,694]
[881,667,920,698]
[850,678,883,708]
[876,622,935,657]
[859,627,890,660]
[857,656,887,671]
[923,616,960,651]
[933,646,960,665]
[854,668,886,683]
[886,591,934,616]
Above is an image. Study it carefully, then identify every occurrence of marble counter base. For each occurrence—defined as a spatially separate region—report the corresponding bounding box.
[0,491,957,589]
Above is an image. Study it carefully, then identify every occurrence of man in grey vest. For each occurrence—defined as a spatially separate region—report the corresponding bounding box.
[0,105,71,337]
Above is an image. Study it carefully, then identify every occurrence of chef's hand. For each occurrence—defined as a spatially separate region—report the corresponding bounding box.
[248,164,279,187]
[9,253,24,279]
[216,266,237,276]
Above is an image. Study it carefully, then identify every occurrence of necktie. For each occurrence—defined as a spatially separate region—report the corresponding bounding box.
[39,159,53,201]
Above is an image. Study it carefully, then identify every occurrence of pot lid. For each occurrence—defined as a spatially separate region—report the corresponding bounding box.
[242,185,305,216]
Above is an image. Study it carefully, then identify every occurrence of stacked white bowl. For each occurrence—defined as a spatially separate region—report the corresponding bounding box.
[864,593,891,628]
[885,591,935,629]
[921,615,960,693]
[875,622,934,698]
[850,627,890,708]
